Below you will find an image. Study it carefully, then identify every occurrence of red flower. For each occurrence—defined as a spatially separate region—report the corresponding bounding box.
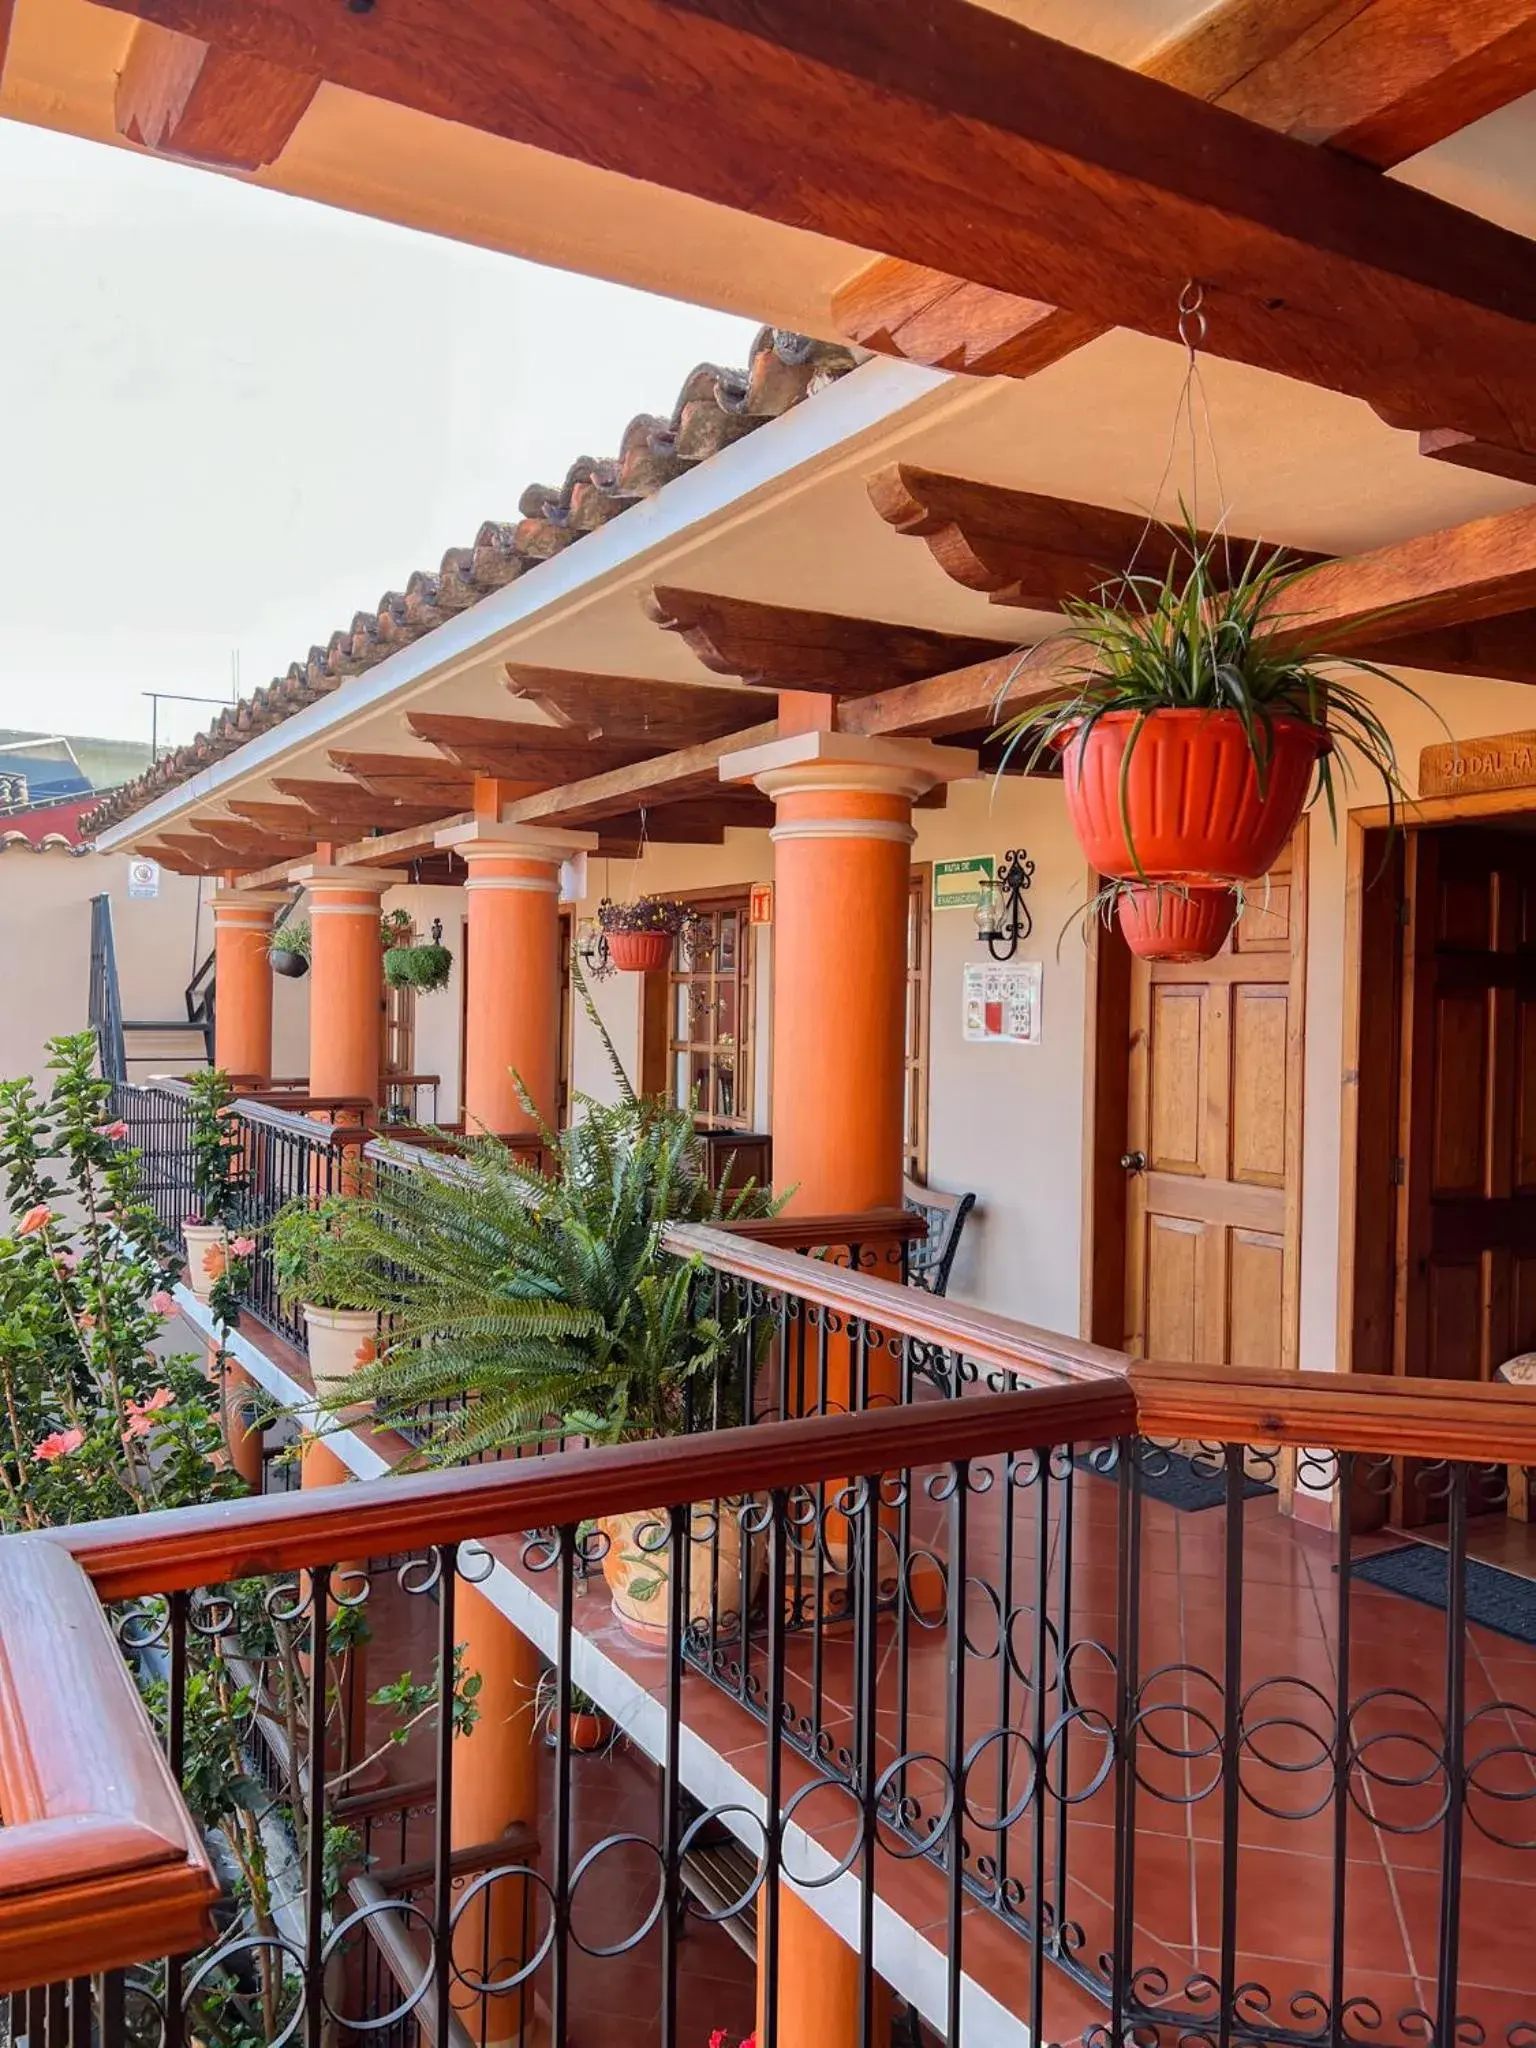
[34,1427,84,1462]
[123,1388,175,1440]
[16,1204,54,1238]
[229,1235,257,1258]
[96,1120,130,1141]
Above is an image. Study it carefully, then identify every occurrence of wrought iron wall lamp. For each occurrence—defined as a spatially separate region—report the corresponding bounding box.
[973,849,1036,960]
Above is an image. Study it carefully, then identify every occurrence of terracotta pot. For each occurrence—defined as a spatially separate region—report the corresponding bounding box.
[606,929,673,974]
[568,1711,611,1754]
[599,1501,763,1644]
[303,1304,381,1422]
[1116,883,1238,963]
[1058,710,1324,883]
[182,1224,227,1303]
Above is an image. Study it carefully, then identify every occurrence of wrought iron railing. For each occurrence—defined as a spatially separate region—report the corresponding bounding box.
[107,1078,198,1239]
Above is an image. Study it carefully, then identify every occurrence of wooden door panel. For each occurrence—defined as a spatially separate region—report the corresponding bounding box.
[1430,990,1489,1194]
[1227,1229,1285,1371]
[1230,985,1288,1187]
[1425,1257,1484,1382]
[1147,985,1205,1176]
[1234,878,1292,952]
[1516,1001,1536,1186]
[1144,1214,1203,1363]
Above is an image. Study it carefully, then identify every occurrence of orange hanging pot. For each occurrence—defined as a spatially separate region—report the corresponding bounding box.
[1116,883,1238,963]
[607,930,673,974]
[1058,709,1326,883]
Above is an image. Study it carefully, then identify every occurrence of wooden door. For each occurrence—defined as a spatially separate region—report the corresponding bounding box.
[1123,838,1306,1369]
[1395,829,1536,1388]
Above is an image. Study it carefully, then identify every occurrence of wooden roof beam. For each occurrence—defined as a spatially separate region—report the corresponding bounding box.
[404,712,658,780]
[94,0,1536,463]
[270,778,447,828]
[641,586,1015,693]
[829,0,1536,480]
[867,464,1327,610]
[325,751,482,806]
[502,721,779,829]
[504,664,768,747]
[115,19,319,169]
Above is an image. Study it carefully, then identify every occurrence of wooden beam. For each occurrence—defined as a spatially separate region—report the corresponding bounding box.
[138,839,213,877]
[1365,613,1536,686]
[226,799,339,835]
[92,0,1536,455]
[867,463,1327,610]
[331,812,471,868]
[642,586,1014,693]
[0,0,14,92]
[326,751,479,805]
[504,665,767,748]
[115,19,319,169]
[830,0,1536,474]
[404,712,657,780]
[502,722,779,829]
[270,778,447,827]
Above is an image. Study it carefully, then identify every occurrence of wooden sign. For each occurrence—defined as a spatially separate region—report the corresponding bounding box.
[749,882,774,926]
[1419,730,1536,799]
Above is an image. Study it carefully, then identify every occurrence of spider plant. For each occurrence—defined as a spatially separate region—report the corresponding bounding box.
[995,522,1433,857]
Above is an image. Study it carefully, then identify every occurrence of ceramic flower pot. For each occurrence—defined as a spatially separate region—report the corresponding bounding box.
[607,929,674,973]
[182,1224,227,1302]
[599,1501,763,1644]
[303,1305,381,1422]
[1059,710,1325,884]
[270,948,309,979]
[568,1710,612,1754]
[1116,883,1239,963]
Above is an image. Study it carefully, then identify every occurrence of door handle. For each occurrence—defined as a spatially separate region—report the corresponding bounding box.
[1120,1151,1147,1174]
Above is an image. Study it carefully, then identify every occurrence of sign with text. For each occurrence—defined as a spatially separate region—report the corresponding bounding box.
[126,858,161,900]
[749,881,774,926]
[962,961,1042,1046]
[933,856,994,911]
[1420,730,1536,800]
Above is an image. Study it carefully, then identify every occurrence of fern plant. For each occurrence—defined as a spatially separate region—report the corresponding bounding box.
[304,1085,775,1463]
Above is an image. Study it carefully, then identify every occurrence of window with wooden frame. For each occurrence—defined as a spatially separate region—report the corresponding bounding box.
[905,866,933,1180]
[665,892,754,1131]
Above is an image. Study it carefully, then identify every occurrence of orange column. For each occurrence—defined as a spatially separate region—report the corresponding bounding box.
[212,889,285,1084]
[293,865,407,1108]
[726,732,975,2048]
[435,824,594,1136]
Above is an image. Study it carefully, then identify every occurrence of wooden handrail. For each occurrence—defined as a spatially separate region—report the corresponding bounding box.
[41,1384,1135,1601]
[663,1222,1131,1388]
[233,1094,375,1140]
[0,1537,219,1991]
[1131,1361,1536,1467]
[721,1207,928,1249]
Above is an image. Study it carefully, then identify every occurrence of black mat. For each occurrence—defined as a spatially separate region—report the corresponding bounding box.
[1349,1543,1536,1646]
[1074,1447,1275,1513]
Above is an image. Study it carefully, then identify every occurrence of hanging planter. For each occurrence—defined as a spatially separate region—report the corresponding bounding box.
[383,918,453,994]
[997,528,1426,962]
[596,896,703,974]
[268,919,311,979]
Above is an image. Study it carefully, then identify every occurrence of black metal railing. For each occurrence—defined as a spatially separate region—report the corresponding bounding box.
[229,1098,368,1347]
[107,1078,197,1240]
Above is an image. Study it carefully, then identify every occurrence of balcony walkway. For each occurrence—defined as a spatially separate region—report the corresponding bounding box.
[190,1288,1536,2048]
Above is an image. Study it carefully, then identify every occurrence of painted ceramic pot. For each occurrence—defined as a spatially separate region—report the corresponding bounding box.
[606,929,674,974]
[1059,710,1324,883]
[598,1501,763,1643]
[182,1223,227,1302]
[1116,882,1239,963]
[303,1305,380,1422]
[568,1711,612,1754]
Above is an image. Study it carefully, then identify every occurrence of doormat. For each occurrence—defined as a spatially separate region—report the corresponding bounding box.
[1349,1543,1536,1646]
[1074,1447,1275,1513]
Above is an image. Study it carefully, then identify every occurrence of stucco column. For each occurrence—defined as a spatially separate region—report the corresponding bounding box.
[726,734,974,2048]
[723,732,976,1214]
[291,866,407,1108]
[212,889,286,1084]
[434,823,594,1136]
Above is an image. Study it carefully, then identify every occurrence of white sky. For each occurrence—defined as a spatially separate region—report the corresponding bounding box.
[0,120,759,751]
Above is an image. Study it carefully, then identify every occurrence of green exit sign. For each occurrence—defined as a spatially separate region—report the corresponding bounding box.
[932,856,994,911]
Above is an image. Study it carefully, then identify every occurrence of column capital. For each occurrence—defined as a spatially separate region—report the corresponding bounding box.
[434,821,598,861]
[212,889,291,922]
[719,730,978,802]
[289,864,409,894]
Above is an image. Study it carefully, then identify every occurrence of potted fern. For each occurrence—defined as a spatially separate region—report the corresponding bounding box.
[999,530,1419,961]
[268,919,310,980]
[383,917,453,994]
[270,1197,379,1405]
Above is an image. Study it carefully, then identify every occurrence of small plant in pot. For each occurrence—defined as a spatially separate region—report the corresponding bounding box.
[183,1068,245,1300]
[270,1196,381,1409]
[268,918,311,979]
[596,896,705,974]
[999,529,1423,962]
[529,1669,614,1755]
[383,918,454,994]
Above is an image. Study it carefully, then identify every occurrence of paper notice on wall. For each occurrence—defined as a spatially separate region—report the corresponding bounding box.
[127,858,160,900]
[962,960,1042,1045]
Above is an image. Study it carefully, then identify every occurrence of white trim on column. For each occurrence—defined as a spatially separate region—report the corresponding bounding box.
[308,901,387,917]
[461,874,562,893]
[769,818,918,845]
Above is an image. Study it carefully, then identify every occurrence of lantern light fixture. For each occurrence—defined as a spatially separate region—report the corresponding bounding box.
[974,848,1036,960]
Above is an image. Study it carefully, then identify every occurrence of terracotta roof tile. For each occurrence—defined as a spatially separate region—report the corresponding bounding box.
[83,329,858,838]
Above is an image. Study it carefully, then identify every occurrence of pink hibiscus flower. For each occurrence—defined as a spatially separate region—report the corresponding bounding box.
[228,1236,257,1258]
[150,1290,178,1316]
[34,1428,84,1462]
[123,1387,176,1439]
[16,1204,54,1238]
[78,1311,96,1331]
[96,1120,130,1141]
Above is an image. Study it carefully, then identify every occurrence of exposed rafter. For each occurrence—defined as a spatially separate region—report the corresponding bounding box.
[641,586,1014,694]
[404,713,659,781]
[91,0,1536,458]
[226,800,345,837]
[829,0,1536,477]
[325,752,482,807]
[504,665,767,748]
[501,723,780,829]
[115,19,319,168]
[270,778,448,828]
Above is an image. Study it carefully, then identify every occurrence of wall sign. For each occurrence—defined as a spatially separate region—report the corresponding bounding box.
[962,961,1042,1046]
[127,858,161,900]
[933,856,994,911]
[749,881,774,926]
[1420,730,1536,799]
